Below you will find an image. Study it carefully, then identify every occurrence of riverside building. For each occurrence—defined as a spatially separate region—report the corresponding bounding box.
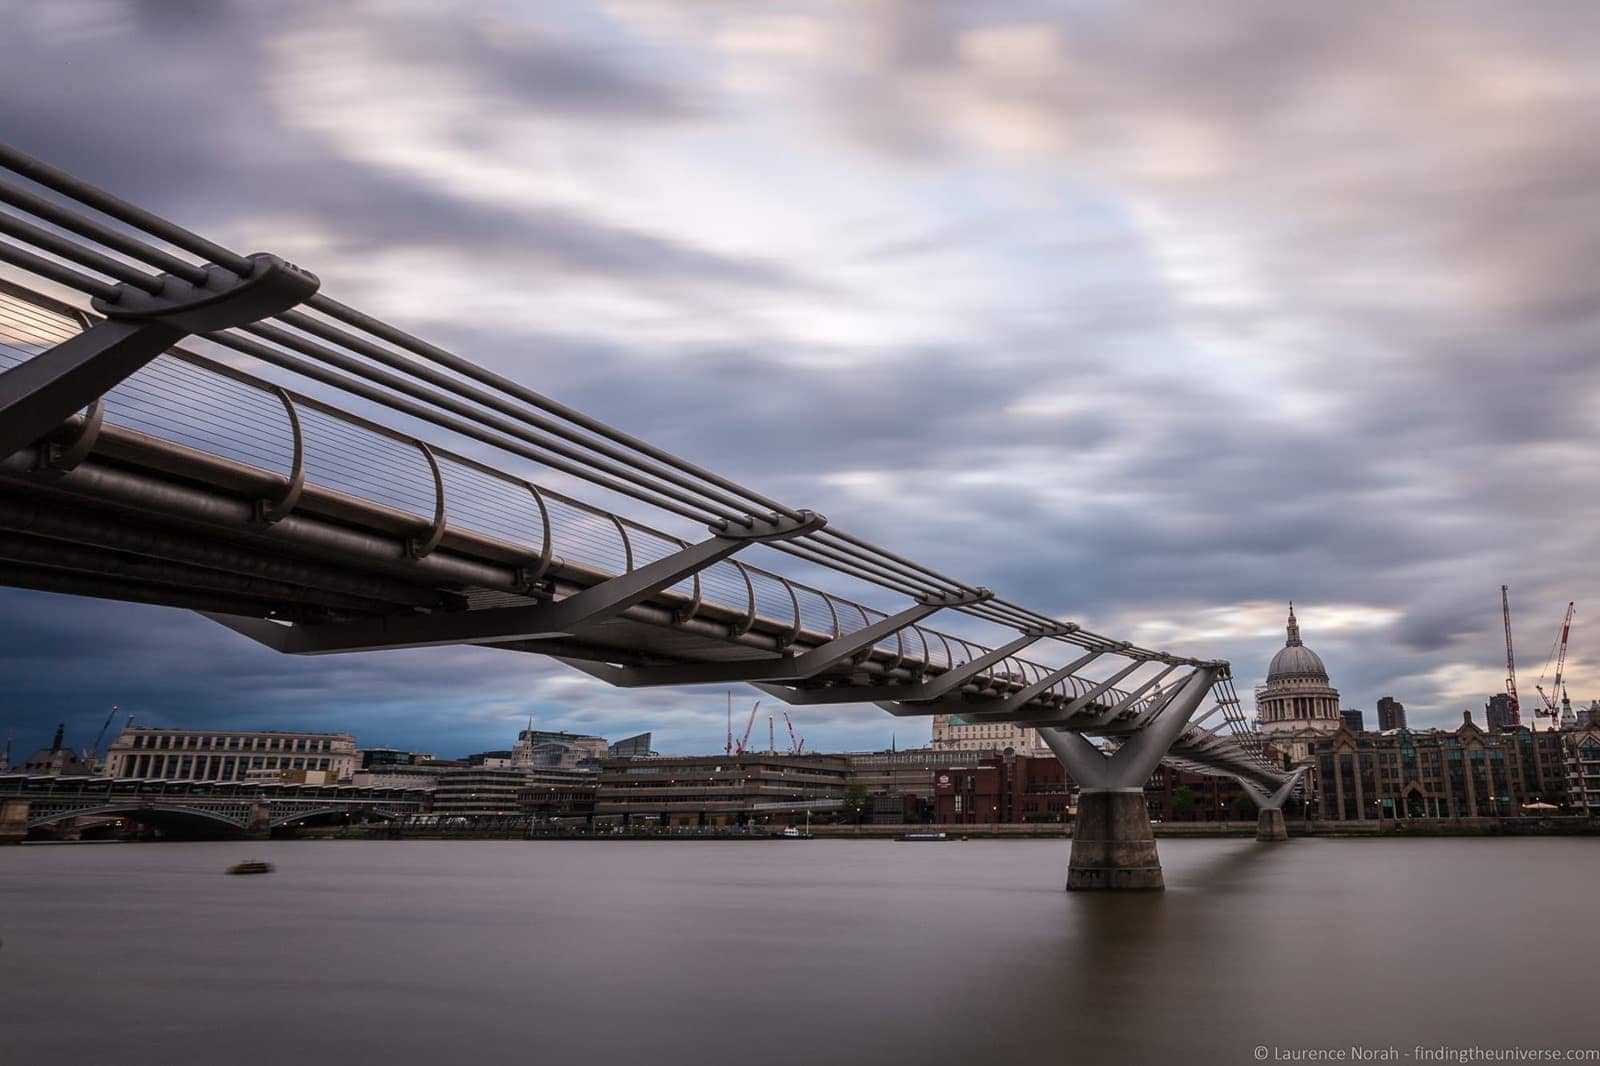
[103,727,357,782]
[517,769,599,822]
[1565,726,1600,814]
[930,752,1246,825]
[592,753,848,828]
[933,753,1072,824]
[931,713,1049,754]
[841,748,942,822]
[1309,714,1567,820]
[430,767,526,818]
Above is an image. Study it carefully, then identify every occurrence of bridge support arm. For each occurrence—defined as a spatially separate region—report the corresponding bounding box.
[554,586,992,688]
[755,629,1046,706]
[210,510,827,655]
[956,648,1102,720]
[1041,666,1219,789]
[1237,767,1306,812]
[1238,767,1307,843]
[0,254,318,461]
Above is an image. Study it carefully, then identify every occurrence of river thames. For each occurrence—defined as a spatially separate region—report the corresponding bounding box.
[4,838,1598,1064]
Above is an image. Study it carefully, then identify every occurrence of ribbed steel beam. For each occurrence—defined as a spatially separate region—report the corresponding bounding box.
[0,140,1302,792]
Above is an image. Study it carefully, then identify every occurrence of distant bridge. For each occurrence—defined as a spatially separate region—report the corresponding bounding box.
[0,774,429,836]
[0,141,1300,887]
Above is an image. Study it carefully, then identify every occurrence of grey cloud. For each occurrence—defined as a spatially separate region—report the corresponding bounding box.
[0,3,803,297]
[5,2,1600,749]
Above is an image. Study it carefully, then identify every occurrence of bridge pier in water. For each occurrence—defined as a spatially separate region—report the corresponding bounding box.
[1066,789,1165,890]
[1240,769,1304,844]
[0,798,28,843]
[1042,666,1220,892]
[1256,807,1287,842]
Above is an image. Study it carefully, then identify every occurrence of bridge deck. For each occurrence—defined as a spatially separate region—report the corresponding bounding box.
[0,284,1178,735]
[0,140,1296,795]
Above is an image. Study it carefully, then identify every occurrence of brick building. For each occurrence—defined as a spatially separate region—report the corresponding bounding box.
[1309,715,1568,820]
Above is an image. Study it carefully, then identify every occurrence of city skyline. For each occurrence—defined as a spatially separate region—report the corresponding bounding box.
[4,3,1600,756]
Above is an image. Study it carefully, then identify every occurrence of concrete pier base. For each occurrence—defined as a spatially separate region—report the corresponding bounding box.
[1256,807,1287,842]
[0,798,28,843]
[1066,789,1164,891]
[246,801,272,840]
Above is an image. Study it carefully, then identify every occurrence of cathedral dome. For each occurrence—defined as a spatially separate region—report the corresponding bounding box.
[1267,644,1327,680]
[1265,603,1328,681]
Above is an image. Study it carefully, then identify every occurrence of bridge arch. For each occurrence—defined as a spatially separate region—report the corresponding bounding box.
[267,806,401,829]
[27,803,248,831]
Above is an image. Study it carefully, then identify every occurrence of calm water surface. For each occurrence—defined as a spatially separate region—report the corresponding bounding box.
[3,838,1598,1065]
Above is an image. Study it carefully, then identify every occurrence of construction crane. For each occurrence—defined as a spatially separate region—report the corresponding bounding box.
[781,710,804,755]
[84,704,121,769]
[1535,602,1576,726]
[1502,586,1522,730]
[735,700,761,755]
[724,692,734,756]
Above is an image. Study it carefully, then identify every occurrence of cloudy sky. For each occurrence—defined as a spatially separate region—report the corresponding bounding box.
[3,0,1599,759]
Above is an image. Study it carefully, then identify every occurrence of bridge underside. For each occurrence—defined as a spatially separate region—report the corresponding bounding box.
[0,284,1301,884]
[27,803,249,838]
[0,141,1304,886]
[0,414,1287,775]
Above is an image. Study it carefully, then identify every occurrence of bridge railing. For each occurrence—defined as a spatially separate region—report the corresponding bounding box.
[0,140,1299,764]
[0,282,1178,722]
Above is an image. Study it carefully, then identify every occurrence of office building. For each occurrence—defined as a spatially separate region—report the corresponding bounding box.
[512,728,610,770]
[592,753,848,827]
[1341,709,1365,732]
[1565,727,1600,814]
[351,762,449,790]
[103,727,357,782]
[517,769,599,822]
[931,714,1048,754]
[430,767,527,818]
[1485,693,1518,733]
[358,748,417,769]
[842,748,943,823]
[608,732,654,758]
[843,748,942,800]
[1376,697,1406,731]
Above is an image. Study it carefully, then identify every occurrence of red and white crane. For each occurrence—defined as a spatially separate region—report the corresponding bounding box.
[1535,602,1576,727]
[1502,586,1522,730]
[735,700,761,755]
[781,710,804,755]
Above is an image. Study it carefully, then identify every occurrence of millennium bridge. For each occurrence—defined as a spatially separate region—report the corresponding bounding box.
[0,141,1300,888]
